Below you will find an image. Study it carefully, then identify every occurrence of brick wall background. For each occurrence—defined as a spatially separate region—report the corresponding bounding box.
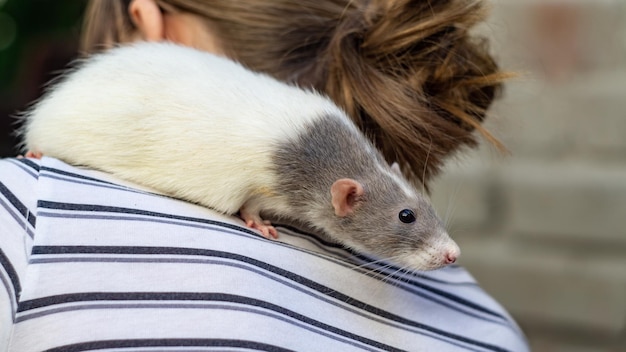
[429,1,626,350]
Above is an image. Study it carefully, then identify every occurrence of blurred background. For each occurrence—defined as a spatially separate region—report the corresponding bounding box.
[0,0,625,351]
[430,1,626,351]
[0,0,85,155]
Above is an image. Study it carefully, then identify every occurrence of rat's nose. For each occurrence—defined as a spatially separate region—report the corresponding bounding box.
[439,234,460,266]
[444,252,457,264]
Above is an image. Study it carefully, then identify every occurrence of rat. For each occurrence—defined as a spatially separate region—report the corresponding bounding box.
[18,41,460,271]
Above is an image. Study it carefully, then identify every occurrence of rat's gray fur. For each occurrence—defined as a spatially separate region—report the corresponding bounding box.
[272,115,453,270]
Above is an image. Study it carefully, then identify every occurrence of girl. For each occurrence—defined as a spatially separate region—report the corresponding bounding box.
[0,1,527,351]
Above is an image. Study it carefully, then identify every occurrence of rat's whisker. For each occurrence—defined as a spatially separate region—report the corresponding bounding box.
[422,138,433,195]
[443,180,461,229]
[353,255,406,280]
[380,260,411,285]
[351,256,398,270]
[351,253,406,269]
[372,254,409,282]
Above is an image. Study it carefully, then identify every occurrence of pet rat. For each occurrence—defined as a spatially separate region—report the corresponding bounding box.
[19,42,460,271]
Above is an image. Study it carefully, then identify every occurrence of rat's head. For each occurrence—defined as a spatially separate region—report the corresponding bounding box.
[326,164,460,271]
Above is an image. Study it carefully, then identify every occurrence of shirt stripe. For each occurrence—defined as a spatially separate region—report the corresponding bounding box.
[0,157,529,352]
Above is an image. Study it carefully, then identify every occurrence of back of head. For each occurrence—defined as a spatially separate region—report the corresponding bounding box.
[81,0,508,188]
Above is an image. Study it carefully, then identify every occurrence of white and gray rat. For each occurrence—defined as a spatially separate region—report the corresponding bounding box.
[19,42,460,271]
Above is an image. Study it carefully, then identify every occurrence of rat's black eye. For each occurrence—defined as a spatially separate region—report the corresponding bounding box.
[398,209,416,223]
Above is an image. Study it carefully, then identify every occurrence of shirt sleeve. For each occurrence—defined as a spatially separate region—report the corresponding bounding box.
[0,157,39,350]
[1,156,529,352]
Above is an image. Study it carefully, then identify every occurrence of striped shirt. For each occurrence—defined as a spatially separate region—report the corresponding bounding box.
[0,156,529,352]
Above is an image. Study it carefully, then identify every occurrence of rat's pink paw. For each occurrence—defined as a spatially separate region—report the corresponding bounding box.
[239,206,278,239]
[20,151,43,159]
[245,219,278,239]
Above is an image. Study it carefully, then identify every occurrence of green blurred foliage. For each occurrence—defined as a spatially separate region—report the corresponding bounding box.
[0,0,86,157]
[0,0,86,92]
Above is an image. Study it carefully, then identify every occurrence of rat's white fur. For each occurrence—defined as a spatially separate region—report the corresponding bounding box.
[21,42,460,270]
[22,42,348,215]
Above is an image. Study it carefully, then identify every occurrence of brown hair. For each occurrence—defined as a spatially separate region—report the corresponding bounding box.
[81,0,508,188]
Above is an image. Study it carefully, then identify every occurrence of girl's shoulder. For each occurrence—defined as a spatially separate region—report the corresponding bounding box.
[0,156,528,352]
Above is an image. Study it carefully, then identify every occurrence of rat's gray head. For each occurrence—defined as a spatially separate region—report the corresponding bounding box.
[271,112,459,271]
[325,164,460,271]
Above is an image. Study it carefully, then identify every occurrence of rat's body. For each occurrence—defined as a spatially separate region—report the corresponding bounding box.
[20,42,459,271]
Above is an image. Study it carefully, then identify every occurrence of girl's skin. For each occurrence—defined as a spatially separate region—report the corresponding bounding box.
[128,0,225,54]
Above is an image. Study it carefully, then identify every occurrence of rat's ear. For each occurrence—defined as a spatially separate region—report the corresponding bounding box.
[331,178,364,217]
[391,162,402,176]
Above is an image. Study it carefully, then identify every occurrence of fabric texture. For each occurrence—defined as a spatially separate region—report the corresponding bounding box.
[0,156,528,352]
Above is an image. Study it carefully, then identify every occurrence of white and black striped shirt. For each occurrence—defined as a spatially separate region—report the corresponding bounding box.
[0,157,528,352]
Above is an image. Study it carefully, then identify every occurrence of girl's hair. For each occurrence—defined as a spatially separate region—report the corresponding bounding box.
[82,0,508,188]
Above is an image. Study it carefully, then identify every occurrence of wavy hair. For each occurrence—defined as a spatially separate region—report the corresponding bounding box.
[81,0,509,188]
